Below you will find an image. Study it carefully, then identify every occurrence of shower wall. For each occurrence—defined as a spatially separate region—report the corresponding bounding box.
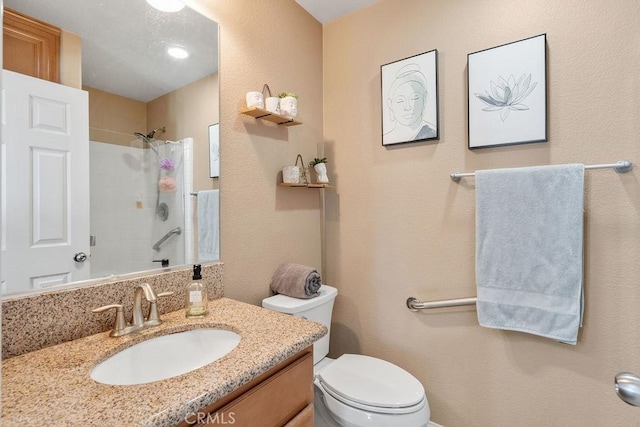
[89,141,189,278]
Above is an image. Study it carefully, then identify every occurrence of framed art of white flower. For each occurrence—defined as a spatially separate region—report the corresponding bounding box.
[468,34,547,149]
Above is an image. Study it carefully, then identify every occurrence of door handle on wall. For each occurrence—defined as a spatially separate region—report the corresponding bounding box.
[615,372,640,406]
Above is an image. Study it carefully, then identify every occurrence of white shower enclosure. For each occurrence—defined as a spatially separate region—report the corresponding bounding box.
[89,137,194,278]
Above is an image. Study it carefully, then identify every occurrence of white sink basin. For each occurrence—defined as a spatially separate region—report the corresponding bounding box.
[90,328,241,385]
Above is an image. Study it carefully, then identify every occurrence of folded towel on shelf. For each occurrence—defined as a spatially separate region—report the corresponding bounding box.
[197,190,220,262]
[475,164,585,344]
[270,263,322,299]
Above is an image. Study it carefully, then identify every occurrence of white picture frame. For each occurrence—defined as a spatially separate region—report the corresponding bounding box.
[209,123,219,178]
[468,34,547,149]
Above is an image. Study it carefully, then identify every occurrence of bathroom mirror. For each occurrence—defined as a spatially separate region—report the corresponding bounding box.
[1,0,220,297]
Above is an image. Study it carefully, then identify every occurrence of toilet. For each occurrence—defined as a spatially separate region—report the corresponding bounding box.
[262,285,431,427]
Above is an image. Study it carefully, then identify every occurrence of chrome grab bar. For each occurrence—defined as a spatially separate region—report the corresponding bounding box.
[450,160,633,182]
[406,296,477,312]
[152,227,181,251]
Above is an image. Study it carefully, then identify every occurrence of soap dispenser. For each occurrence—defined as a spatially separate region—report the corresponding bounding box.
[186,264,208,317]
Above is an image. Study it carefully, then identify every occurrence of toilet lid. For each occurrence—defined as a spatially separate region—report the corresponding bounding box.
[316,354,425,410]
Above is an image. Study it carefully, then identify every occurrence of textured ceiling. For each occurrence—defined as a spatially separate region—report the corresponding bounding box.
[295,0,380,23]
[5,0,218,102]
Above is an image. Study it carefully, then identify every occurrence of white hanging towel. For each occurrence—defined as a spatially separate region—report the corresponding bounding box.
[475,164,585,344]
[197,189,219,262]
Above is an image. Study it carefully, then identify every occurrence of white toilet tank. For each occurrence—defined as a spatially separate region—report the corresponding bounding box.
[262,285,338,365]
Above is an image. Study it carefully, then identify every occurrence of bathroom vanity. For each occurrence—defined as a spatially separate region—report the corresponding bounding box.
[178,346,314,426]
[1,298,325,426]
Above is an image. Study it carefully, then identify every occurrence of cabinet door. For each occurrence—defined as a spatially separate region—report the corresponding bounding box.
[3,8,61,83]
[284,403,314,427]
[205,351,313,426]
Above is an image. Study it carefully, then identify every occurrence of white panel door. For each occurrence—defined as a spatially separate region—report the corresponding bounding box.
[1,70,90,293]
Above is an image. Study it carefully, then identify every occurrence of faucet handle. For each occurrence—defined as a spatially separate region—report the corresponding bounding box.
[92,304,127,337]
[147,291,175,325]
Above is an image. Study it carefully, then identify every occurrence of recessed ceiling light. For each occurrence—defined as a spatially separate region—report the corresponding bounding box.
[168,47,189,59]
[146,0,185,13]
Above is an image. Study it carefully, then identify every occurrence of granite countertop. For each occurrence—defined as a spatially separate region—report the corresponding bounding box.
[1,297,327,426]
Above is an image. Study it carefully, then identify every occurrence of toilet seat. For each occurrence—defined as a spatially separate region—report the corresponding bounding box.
[316,382,430,427]
[316,354,426,415]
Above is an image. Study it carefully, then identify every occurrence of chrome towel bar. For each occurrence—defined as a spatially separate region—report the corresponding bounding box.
[406,296,477,312]
[416,161,633,311]
[450,160,633,182]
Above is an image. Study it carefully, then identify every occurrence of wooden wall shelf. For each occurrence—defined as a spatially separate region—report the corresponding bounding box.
[278,183,331,188]
[239,106,302,127]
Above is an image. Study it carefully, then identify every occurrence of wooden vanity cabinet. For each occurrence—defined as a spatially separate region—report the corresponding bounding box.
[3,8,61,83]
[178,346,314,427]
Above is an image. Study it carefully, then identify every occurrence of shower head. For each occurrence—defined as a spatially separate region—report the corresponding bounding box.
[134,127,166,143]
[134,131,149,142]
[146,127,166,140]
[134,127,166,154]
[134,131,158,154]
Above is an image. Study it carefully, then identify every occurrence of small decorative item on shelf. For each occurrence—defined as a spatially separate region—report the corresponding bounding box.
[278,155,330,188]
[295,154,308,184]
[282,166,300,184]
[265,97,280,113]
[246,90,264,109]
[239,92,302,126]
[262,84,280,114]
[309,157,329,183]
[279,92,298,119]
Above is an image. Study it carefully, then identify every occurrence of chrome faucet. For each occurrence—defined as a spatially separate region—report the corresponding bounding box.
[131,283,157,327]
[92,283,174,337]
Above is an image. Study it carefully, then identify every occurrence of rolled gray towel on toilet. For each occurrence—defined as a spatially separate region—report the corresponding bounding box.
[270,263,321,298]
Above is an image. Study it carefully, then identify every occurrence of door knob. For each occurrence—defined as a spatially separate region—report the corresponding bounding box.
[73,252,88,262]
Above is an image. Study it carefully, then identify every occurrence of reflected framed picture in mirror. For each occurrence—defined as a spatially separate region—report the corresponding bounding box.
[209,123,220,178]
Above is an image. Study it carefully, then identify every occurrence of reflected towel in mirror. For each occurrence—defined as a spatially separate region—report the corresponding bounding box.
[197,190,219,262]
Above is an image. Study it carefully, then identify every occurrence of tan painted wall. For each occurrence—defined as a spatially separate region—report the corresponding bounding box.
[185,0,324,304]
[323,0,640,425]
[59,30,81,89]
[86,86,147,146]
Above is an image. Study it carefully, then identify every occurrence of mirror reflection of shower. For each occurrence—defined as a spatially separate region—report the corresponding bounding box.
[89,130,194,278]
[134,127,171,221]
